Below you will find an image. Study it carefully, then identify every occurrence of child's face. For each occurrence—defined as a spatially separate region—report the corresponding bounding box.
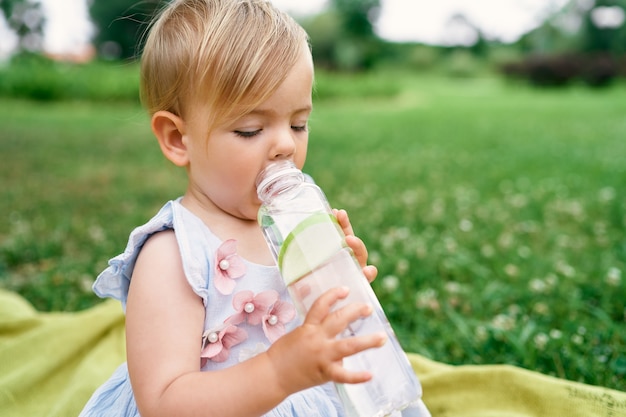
[183,45,313,222]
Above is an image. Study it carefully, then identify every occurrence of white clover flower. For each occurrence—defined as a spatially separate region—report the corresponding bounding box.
[568,200,584,218]
[80,274,94,293]
[545,273,558,287]
[395,258,410,275]
[507,304,521,316]
[481,244,495,258]
[533,302,549,315]
[395,227,411,240]
[415,240,428,259]
[444,237,458,253]
[475,325,488,342]
[459,219,473,232]
[549,329,563,340]
[534,333,549,350]
[598,187,615,202]
[605,267,622,287]
[509,193,528,208]
[88,224,105,242]
[556,261,576,278]
[431,199,445,218]
[529,278,547,294]
[504,264,519,277]
[444,281,461,294]
[556,234,571,248]
[369,250,381,266]
[415,288,439,311]
[380,233,395,250]
[491,314,515,331]
[498,233,514,249]
[381,275,400,293]
[517,246,531,258]
[571,334,584,345]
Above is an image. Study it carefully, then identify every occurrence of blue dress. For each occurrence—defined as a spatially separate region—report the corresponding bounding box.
[79,199,345,416]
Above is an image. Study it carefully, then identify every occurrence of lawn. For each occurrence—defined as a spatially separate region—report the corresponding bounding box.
[0,72,624,391]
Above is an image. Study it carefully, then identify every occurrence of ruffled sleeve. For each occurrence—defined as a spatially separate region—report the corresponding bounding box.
[92,201,177,310]
[92,199,215,310]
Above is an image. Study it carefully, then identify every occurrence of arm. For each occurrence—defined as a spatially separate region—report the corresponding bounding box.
[126,230,384,417]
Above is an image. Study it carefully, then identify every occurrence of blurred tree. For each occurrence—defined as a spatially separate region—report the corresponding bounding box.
[581,0,626,54]
[305,0,382,71]
[0,0,45,52]
[87,0,383,66]
[301,10,342,69]
[331,0,380,39]
[519,0,626,55]
[88,0,165,60]
[502,1,626,87]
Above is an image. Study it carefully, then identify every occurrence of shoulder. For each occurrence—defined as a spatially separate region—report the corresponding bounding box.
[141,228,178,253]
[134,229,181,275]
[130,229,188,294]
[134,229,180,271]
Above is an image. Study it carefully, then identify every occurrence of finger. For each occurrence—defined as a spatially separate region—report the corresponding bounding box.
[323,302,374,336]
[326,333,388,384]
[327,364,373,385]
[333,209,355,236]
[346,235,368,267]
[363,265,378,283]
[303,286,349,325]
[334,332,387,360]
[345,235,377,282]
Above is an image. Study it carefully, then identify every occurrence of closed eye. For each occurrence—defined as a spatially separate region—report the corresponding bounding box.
[234,129,262,138]
[292,125,307,132]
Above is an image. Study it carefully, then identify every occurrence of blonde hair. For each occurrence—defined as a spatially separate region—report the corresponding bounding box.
[140,0,309,128]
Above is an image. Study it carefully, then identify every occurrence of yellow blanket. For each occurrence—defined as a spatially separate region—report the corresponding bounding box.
[1,289,624,417]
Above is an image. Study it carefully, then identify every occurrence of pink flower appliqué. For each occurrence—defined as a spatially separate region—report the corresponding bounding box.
[201,324,247,364]
[214,239,246,295]
[262,299,296,343]
[226,290,280,326]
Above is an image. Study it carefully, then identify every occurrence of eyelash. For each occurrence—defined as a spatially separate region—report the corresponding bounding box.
[234,130,261,138]
[234,125,308,138]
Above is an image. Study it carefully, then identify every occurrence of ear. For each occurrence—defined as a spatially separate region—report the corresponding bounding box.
[151,110,189,167]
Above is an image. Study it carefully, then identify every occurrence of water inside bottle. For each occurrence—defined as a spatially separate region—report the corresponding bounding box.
[287,249,421,417]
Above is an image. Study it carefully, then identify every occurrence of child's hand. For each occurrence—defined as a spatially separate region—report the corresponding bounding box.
[333,209,378,283]
[267,286,386,395]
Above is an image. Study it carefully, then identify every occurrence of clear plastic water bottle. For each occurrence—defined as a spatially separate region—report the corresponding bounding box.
[256,161,430,417]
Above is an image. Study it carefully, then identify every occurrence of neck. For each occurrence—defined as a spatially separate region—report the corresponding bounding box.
[180,192,275,266]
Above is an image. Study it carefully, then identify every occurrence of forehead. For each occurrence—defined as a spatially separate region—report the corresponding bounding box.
[253,46,314,109]
[185,41,313,128]
[215,45,314,122]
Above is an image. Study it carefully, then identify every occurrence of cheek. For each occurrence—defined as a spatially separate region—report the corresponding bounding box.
[295,140,308,167]
[298,151,308,167]
[221,162,257,196]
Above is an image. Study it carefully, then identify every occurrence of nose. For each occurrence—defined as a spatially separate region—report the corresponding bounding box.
[270,127,296,160]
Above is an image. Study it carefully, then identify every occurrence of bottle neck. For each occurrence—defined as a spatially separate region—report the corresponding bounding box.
[256,161,304,203]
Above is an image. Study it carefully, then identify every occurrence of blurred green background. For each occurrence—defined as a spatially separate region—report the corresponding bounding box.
[1,0,625,392]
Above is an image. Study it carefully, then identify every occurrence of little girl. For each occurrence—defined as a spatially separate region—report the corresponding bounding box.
[79,0,383,416]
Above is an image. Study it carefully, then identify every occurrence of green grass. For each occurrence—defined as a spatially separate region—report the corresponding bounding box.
[0,73,624,392]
